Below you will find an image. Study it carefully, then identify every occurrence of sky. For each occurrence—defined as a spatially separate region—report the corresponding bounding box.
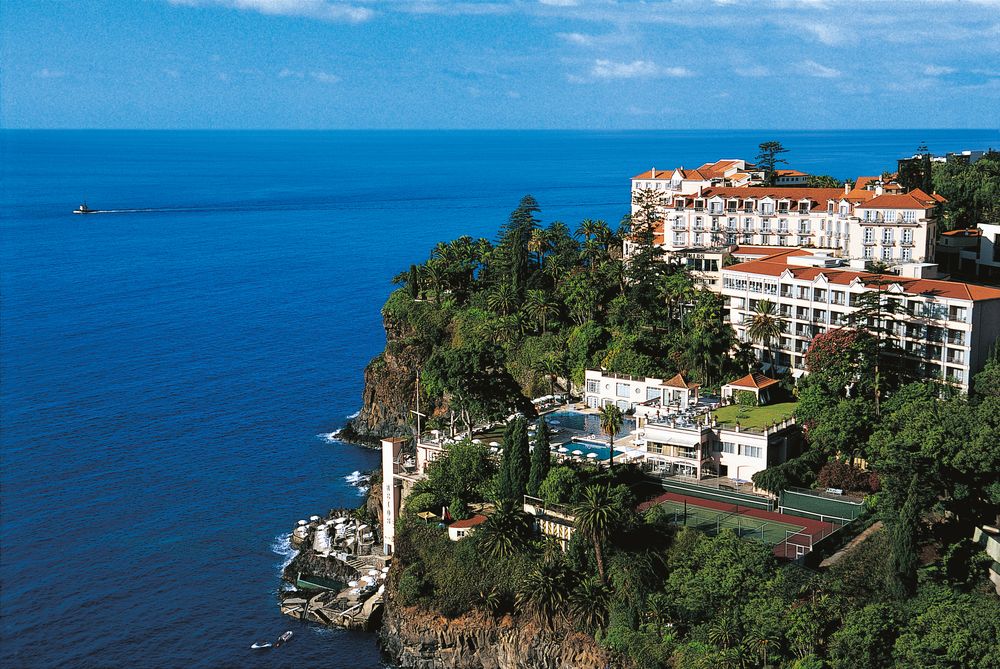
[2,0,999,129]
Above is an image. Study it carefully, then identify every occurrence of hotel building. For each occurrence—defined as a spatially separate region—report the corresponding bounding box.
[720,250,1000,391]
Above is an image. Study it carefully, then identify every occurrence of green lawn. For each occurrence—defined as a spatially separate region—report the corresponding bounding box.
[711,401,797,430]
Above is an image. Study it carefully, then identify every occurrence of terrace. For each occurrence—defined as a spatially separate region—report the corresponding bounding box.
[711,401,797,431]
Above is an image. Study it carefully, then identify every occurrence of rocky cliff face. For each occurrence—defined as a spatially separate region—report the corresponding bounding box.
[342,310,427,445]
[380,597,612,669]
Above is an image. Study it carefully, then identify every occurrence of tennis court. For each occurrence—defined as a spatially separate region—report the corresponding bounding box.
[640,491,840,558]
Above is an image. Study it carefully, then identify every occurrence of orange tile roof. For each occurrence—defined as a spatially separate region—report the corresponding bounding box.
[450,514,488,529]
[632,159,745,182]
[857,192,939,209]
[724,257,1000,302]
[661,372,701,389]
[731,246,812,258]
[775,169,808,177]
[941,228,982,237]
[726,372,780,390]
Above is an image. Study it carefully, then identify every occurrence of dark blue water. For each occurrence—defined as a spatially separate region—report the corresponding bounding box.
[2,129,997,668]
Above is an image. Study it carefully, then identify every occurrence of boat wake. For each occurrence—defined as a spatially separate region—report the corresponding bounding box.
[345,470,371,496]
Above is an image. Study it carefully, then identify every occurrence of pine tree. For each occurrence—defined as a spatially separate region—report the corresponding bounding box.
[510,418,530,500]
[407,264,419,299]
[889,472,921,597]
[528,418,551,496]
[498,418,530,502]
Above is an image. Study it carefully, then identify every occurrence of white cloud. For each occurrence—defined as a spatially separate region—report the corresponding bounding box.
[279,68,305,78]
[589,60,692,80]
[798,59,841,78]
[34,68,65,78]
[309,70,340,83]
[557,31,593,45]
[923,65,957,76]
[168,0,373,23]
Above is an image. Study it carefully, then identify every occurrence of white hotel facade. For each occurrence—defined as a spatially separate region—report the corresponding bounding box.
[625,183,942,267]
[720,250,1000,392]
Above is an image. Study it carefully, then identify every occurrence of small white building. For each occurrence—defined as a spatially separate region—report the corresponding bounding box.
[640,416,799,483]
[585,370,700,412]
[447,514,487,541]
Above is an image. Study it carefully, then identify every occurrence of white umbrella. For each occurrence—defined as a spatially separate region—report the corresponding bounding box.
[489,441,499,447]
[368,569,379,576]
[297,520,307,526]
[587,452,598,459]
[381,567,390,573]
[348,581,359,587]
[572,449,583,456]
[557,446,569,453]
[472,439,481,444]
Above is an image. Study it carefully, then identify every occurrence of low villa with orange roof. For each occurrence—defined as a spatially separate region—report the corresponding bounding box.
[722,372,781,405]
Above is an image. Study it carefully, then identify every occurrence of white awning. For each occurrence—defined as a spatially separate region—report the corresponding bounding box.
[645,431,702,448]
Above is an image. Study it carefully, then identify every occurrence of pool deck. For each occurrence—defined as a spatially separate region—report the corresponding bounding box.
[540,406,643,465]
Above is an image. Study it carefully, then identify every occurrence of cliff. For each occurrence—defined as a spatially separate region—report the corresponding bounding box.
[342,308,427,445]
[380,595,612,669]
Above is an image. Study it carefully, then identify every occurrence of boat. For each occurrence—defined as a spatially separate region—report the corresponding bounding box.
[250,641,272,650]
[73,202,96,215]
[274,631,293,647]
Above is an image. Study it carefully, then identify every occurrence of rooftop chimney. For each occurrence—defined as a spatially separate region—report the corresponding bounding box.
[651,167,656,179]
[875,184,884,196]
[844,181,851,195]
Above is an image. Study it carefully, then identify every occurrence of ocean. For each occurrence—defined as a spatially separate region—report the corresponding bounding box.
[1,128,997,668]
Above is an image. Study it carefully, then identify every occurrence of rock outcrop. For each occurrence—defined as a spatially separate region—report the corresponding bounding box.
[342,308,427,445]
[380,597,612,669]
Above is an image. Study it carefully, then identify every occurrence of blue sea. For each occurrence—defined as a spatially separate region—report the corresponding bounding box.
[1,129,997,668]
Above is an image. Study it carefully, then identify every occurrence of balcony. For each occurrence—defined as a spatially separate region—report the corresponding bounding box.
[672,222,686,231]
[862,239,876,246]
[946,355,965,365]
[900,239,915,247]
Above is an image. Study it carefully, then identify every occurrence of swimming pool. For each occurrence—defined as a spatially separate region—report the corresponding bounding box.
[541,410,635,439]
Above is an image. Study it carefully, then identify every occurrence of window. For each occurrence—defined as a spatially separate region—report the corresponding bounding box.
[615,383,630,397]
[882,247,893,261]
[882,229,893,245]
[586,380,599,393]
[721,442,736,454]
[743,445,763,459]
[901,248,912,262]
[863,228,875,244]
[902,229,913,244]
[903,211,917,223]
[884,210,897,222]
[864,246,873,259]
[761,203,774,215]
[949,306,967,322]
[727,217,737,230]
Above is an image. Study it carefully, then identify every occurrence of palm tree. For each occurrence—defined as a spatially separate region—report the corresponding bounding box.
[477,498,531,560]
[575,218,601,241]
[573,484,619,583]
[487,282,518,315]
[528,228,548,270]
[420,261,446,304]
[744,630,780,669]
[746,299,784,372]
[536,355,563,399]
[571,577,611,632]
[581,238,604,273]
[517,558,574,629]
[598,403,624,469]
[524,289,558,333]
[707,613,740,649]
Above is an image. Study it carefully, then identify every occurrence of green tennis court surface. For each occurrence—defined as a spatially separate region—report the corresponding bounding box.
[653,499,807,545]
